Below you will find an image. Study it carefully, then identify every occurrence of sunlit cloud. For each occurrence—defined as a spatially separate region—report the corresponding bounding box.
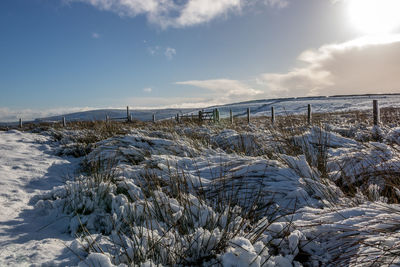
[176,79,263,104]
[257,34,400,97]
[176,34,400,101]
[143,87,153,93]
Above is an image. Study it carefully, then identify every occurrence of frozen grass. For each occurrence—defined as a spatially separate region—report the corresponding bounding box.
[29,107,400,266]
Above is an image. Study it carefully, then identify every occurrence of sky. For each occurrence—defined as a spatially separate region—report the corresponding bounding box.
[1,0,400,121]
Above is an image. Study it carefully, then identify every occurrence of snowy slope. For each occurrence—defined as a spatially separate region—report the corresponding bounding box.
[214,94,400,118]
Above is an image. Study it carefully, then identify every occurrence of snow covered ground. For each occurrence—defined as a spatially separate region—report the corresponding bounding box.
[0,131,80,266]
[1,108,400,266]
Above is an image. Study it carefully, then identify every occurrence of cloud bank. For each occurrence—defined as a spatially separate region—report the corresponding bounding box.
[176,35,400,101]
[176,79,263,104]
[0,107,94,123]
[65,0,289,28]
[257,35,400,97]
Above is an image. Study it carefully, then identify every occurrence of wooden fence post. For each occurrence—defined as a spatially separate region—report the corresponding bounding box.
[198,111,202,122]
[230,109,233,124]
[152,114,156,123]
[271,106,275,125]
[19,118,22,128]
[213,109,216,123]
[216,109,220,122]
[127,106,130,122]
[307,104,312,125]
[373,100,380,125]
[176,113,180,123]
[106,115,109,123]
[62,117,66,127]
[247,108,250,124]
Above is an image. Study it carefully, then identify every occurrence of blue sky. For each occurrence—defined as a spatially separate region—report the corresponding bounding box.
[1,0,400,121]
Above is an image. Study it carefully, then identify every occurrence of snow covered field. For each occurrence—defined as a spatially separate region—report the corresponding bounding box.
[1,107,400,266]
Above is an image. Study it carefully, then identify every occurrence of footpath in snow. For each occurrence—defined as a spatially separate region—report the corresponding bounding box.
[0,130,79,266]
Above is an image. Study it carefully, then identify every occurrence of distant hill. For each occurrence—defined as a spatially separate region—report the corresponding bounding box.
[35,108,198,122]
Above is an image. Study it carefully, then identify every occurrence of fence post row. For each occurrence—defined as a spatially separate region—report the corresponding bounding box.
[118,102,380,126]
[373,100,380,125]
[307,104,312,125]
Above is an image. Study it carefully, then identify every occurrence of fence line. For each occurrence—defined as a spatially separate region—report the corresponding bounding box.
[13,100,383,128]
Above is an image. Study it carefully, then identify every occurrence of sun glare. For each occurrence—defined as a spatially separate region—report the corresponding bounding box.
[348,0,400,34]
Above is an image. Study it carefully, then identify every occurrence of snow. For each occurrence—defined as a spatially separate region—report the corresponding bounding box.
[1,104,400,266]
[221,237,261,267]
[78,253,119,267]
[0,130,80,266]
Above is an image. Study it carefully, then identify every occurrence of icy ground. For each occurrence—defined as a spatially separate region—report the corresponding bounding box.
[0,130,80,266]
[1,120,400,266]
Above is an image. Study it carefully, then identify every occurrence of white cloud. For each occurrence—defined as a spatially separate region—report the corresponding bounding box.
[257,34,400,97]
[65,0,288,28]
[263,0,289,9]
[147,46,160,56]
[164,47,176,60]
[147,45,177,59]
[173,0,241,27]
[125,96,222,109]
[143,87,153,93]
[91,32,100,39]
[176,78,263,104]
